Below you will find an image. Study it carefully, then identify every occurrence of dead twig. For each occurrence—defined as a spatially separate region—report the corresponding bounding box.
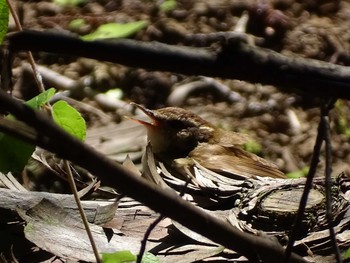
[6,30,350,100]
[137,174,191,262]
[136,215,163,263]
[0,90,306,263]
[6,1,45,93]
[284,99,340,262]
[323,99,342,263]
[63,160,102,263]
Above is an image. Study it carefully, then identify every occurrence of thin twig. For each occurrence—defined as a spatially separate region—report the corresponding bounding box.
[322,99,342,263]
[63,160,102,263]
[136,175,191,262]
[7,30,350,100]
[0,87,307,263]
[285,99,340,262]
[5,6,101,258]
[136,215,164,263]
[284,107,325,261]
[6,0,45,93]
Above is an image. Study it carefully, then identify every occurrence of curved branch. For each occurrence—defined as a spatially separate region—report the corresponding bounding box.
[0,91,306,263]
[6,30,350,100]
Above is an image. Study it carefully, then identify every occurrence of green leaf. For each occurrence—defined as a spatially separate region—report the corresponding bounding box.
[242,140,262,155]
[0,89,56,173]
[0,0,9,44]
[335,100,350,138]
[0,135,35,173]
[68,18,87,30]
[52,101,86,141]
[159,0,177,12]
[286,166,309,179]
[81,21,148,41]
[141,252,160,263]
[53,0,86,7]
[344,247,350,259]
[102,251,137,263]
[25,88,56,109]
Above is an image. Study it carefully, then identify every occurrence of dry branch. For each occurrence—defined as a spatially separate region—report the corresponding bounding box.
[0,91,306,263]
[6,30,350,100]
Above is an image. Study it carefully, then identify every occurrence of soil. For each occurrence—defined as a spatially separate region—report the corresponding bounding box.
[8,0,350,177]
[3,0,350,261]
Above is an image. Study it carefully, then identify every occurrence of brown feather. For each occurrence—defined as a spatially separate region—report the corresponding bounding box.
[189,143,286,179]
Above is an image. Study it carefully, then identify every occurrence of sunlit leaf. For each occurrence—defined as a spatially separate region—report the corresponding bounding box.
[286,166,309,179]
[25,88,56,109]
[52,100,86,141]
[159,0,177,12]
[0,89,55,173]
[68,18,87,30]
[243,140,262,155]
[53,0,86,7]
[102,251,137,263]
[141,252,160,263]
[81,21,148,41]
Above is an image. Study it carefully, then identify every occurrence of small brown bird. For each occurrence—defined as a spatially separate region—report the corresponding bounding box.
[132,103,286,180]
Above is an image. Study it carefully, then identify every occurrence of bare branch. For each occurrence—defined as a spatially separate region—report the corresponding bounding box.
[0,90,306,263]
[7,30,350,100]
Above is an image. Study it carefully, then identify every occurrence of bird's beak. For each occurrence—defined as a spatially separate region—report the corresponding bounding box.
[128,103,159,127]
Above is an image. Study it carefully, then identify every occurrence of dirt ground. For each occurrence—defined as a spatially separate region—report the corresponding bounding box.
[3,0,350,262]
[10,0,350,177]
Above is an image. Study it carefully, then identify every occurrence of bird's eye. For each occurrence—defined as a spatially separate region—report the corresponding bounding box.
[167,119,187,129]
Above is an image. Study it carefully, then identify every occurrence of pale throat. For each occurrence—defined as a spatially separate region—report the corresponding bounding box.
[146,126,170,154]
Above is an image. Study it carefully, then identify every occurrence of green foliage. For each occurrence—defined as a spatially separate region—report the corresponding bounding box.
[344,246,350,259]
[68,18,87,30]
[26,88,56,109]
[159,0,177,12]
[52,100,86,141]
[0,89,55,173]
[286,166,309,179]
[334,100,350,138]
[141,252,160,263]
[0,0,9,44]
[0,88,87,173]
[243,140,262,155]
[102,251,137,263]
[53,0,86,7]
[102,251,159,263]
[81,21,148,41]
[0,134,36,173]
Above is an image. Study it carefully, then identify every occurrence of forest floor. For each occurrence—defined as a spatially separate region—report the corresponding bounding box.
[9,0,350,177]
[3,0,350,262]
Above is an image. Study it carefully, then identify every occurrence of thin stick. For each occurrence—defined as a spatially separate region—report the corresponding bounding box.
[7,30,350,100]
[6,0,45,93]
[136,215,163,263]
[284,109,325,261]
[63,160,102,263]
[323,100,342,263]
[5,5,100,259]
[0,88,307,263]
[136,177,191,262]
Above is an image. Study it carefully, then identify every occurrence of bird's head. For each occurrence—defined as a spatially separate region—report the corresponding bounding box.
[131,103,215,157]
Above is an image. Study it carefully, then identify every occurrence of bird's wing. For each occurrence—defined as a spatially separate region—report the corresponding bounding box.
[189,144,286,179]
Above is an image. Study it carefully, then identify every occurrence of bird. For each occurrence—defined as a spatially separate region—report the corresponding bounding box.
[131,103,286,180]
